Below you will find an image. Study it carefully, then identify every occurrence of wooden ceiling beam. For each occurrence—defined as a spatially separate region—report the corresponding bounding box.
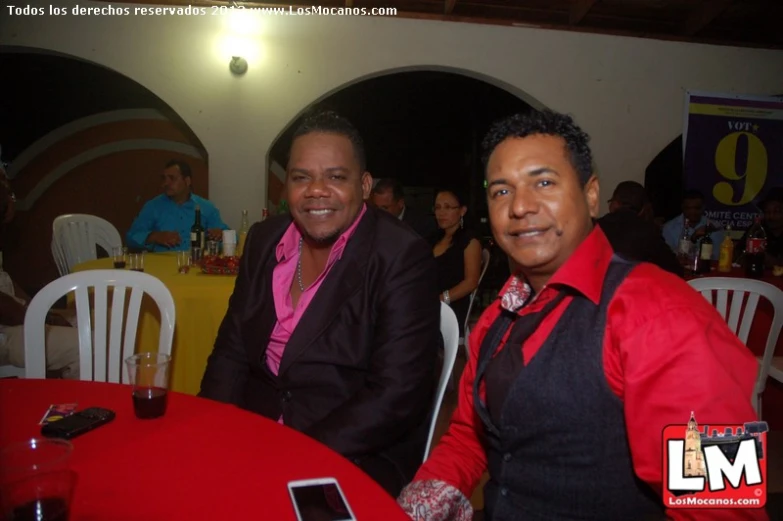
[90,0,783,51]
[569,0,598,26]
[445,0,456,15]
[681,0,734,36]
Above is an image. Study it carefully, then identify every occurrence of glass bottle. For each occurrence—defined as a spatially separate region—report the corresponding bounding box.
[745,216,766,278]
[718,225,734,273]
[237,210,250,257]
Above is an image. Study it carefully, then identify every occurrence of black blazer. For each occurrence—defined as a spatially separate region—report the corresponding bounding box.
[596,210,684,277]
[199,206,440,495]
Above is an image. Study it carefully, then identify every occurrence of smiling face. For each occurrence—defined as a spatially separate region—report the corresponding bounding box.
[486,134,599,285]
[286,132,372,245]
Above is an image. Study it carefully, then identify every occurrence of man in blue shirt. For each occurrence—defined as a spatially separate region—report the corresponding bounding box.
[661,189,724,260]
[126,160,228,252]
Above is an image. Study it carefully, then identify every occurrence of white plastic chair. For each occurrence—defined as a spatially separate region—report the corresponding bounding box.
[424,302,460,462]
[0,365,26,378]
[23,269,175,383]
[687,277,783,417]
[51,214,122,276]
[459,248,491,354]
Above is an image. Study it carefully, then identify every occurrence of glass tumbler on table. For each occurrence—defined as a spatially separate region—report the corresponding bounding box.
[125,353,171,419]
[128,252,145,272]
[176,251,191,274]
[112,246,127,269]
[0,438,76,521]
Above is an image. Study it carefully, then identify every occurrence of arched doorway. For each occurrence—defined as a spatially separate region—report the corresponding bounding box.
[0,47,209,293]
[265,66,542,305]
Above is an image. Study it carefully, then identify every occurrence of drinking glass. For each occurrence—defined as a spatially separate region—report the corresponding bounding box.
[176,251,191,274]
[0,438,76,521]
[129,252,145,272]
[125,353,171,419]
[206,240,220,258]
[111,246,127,269]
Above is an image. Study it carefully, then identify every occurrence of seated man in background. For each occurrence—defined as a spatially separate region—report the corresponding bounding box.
[126,159,228,251]
[0,165,79,378]
[661,189,723,259]
[734,187,783,267]
[597,180,683,277]
[199,111,440,497]
[371,177,438,240]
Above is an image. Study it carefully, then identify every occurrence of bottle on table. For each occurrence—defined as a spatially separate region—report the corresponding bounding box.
[191,205,205,262]
[697,231,713,275]
[677,219,692,269]
[718,225,734,273]
[744,216,767,278]
[237,209,250,257]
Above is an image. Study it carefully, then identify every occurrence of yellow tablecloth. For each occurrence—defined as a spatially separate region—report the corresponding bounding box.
[72,253,236,395]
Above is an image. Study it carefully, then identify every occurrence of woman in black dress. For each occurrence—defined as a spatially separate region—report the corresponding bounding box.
[430,189,483,337]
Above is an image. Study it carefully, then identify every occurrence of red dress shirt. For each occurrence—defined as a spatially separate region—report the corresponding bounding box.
[414,226,766,520]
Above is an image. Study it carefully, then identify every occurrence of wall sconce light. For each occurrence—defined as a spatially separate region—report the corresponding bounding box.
[229,56,248,75]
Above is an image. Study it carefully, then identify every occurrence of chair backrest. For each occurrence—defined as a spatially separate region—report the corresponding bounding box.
[462,248,491,346]
[52,214,122,275]
[424,302,460,462]
[24,269,175,383]
[0,365,26,378]
[687,277,783,407]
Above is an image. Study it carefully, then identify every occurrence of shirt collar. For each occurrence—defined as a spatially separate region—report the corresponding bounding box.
[398,205,406,221]
[276,203,368,262]
[499,226,612,311]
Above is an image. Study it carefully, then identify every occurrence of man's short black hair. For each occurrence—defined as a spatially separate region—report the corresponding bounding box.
[611,181,649,214]
[165,159,192,179]
[481,109,594,185]
[372,178,404,200]
[291,110,367,172]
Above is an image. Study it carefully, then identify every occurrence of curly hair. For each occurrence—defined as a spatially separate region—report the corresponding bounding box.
[291,109,366,172]
[481,109,594,185]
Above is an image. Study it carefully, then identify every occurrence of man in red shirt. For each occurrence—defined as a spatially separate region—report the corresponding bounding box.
[397,110,765,520]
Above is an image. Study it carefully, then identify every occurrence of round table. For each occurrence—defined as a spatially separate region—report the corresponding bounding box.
[0,379,409,520]
[72,253,236,395]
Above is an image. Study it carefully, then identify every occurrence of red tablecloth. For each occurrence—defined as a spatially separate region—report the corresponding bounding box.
[0,379,409,521]
[687,266,783,430]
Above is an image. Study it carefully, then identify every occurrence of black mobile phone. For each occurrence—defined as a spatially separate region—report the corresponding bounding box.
[41,407,116,439]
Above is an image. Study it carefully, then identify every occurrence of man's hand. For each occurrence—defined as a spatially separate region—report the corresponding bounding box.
[207,228,223,241]
[146,231,182,248]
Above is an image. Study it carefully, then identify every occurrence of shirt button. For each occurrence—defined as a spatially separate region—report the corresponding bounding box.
[500,487,509,497]
[282,391,292,402]
[503,453,512,462]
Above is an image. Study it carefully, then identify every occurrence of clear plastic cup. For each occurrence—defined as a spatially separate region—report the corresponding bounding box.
[0,438,76,521]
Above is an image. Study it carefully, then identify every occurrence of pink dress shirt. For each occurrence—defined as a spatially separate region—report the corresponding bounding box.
[266,204,368,423]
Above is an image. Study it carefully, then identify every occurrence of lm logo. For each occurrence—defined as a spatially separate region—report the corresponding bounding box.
[662,413,767,509]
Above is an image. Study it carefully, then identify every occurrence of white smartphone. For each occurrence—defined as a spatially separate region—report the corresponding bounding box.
[287,477,357,521]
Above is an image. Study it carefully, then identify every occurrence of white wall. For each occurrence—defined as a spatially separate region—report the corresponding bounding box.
[3,0,783,228]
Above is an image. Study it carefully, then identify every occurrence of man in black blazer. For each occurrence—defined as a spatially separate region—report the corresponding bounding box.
[596,181,684,277]
[371,178,438,241]
[199,111,441,497]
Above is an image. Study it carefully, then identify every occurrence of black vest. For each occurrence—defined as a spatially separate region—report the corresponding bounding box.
[474,256,665,521]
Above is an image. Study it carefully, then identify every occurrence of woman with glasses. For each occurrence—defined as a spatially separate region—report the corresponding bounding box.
[431,189,483,337]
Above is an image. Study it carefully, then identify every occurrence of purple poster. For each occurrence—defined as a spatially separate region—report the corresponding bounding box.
[683,91,783,233]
